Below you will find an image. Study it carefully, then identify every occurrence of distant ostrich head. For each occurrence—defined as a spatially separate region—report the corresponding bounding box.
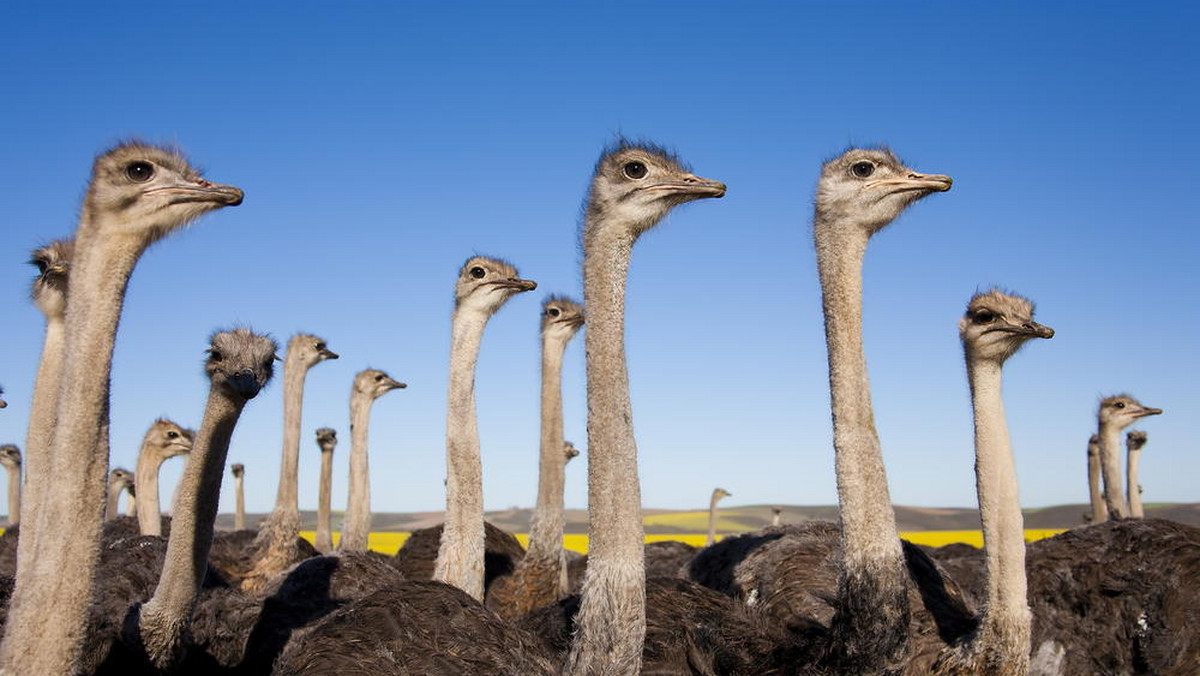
[206,328,279,400]
[1126,430,1148,451]
[0,445,21,470]
[84,142,243,243]
[109,468,135,495]
[712,488,732,501]
[230,463,244,479]
[1098,395,1162,428]
[454,256,537,312]
[585,139,726,236]
[541,295,585,341]
[959,289,1054,363]
[28,238,74,317]
[315,428,337,452]
[563,441,580,463]
[145,419,196,460]
[815,147,952,235]
[353,369,406,401]
[0,386,6,409]
[286,334,339,368]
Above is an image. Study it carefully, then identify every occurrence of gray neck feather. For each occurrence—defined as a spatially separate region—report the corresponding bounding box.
[341,393,377,552]
[1098,424,1127,519]
[315,448,335,553]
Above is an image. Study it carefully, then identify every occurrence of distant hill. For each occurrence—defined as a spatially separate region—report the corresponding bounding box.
[214,502,1200,533]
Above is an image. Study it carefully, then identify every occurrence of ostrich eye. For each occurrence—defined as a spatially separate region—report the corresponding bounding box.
[972,310,995,324]
[548,308,561,317]
[470,266,486,279]
[167,431,179,439]
[209,350,223,361]
[32,258,48,274]
[850,162,875,178]
[623,161,648,180]
[374,374,384,382]
[315,342,326,351]
[126,161,155,183]
[1114,402,1126,409]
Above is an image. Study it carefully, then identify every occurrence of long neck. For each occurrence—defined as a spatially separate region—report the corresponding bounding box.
[274,357,309,516]
[965,358,1031,671]
[1127,448,1143,519]
[126,489,137,517]
[20,316,65,538]
[1087,443,1107,523]
[136,449,165,536]
[568,228,646,675]
[0,223,144,673]
[106,481,124,520]
[233,475,245,530]
[6,466,19,527]
[706,494,721,546]
[814,224,909,671]
[434,308,488,600]
[1097,424,1126,519]
[525,333,570,569]
[342,395,376,552]
[315,449,334,553]
[139,388,245,669]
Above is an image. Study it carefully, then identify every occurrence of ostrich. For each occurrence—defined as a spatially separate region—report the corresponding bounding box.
[0,141,242,674]
[106,468,135,521]
[706,487,731,546]
[242,333,336,592]
[487,295,584,619]
[135,418,195,536]
[772,506,783,527]
[684,147,959,673]
[0,386,5,409]
[120,328,278,669]
[0,446,20,527]
[340,369,406,553]
[313,428,338,553]
[230,462,246,530]
[1085,434,1106,524]
[1096,394,1161,520]
[17,238,73,580]
[1125,430,1149,519]
[924,289,1054,675]
[433,255,536,601]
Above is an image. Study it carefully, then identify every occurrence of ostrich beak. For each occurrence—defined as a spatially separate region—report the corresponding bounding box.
[386,379,407,390]
[320,348,339,360]
[149,178,244,206]
[874,172,953,194]
[1134,406,1163,418]
[496,278,537,292]
[1022,321,1055,339]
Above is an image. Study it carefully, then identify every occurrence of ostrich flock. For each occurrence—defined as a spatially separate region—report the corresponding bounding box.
[0,139,1195,676]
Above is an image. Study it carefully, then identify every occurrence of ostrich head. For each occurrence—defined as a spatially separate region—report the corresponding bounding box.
[563,441,581,463]
[0,445,21,470]
[815,147,952,236]
[585,139,725,237]
[145,419,196,460]
[286,334,339,369]
[454,256,536,313]
[109,468,135,493]
[713,488,732,501]
[84,142,243,243]
[0,386,6,409]
[206,328,278,401]
[1099,395,1162,429]
[353,369,406,401]
[28,238,74,318]
[315,428,337,452]
[230,463,245,479]
[1126,430,1149,452]
[541,295,585,342]
[959,289,1054,364]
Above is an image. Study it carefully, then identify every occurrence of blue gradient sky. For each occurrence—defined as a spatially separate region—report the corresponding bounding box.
[1,4,1196,518]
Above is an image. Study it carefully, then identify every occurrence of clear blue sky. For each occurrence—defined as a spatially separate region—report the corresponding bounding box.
[1,4,1196,518]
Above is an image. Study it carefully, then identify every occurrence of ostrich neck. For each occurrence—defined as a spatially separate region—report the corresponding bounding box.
[0,223,145,673]
[126,490,137,517]
[525,334,570,566]
[1097,424,1127,519]
[139,388,246,668]
[706,494,722,546]
[1087,444,1107,523]
[342,394,376,552]
[233,475,246,530]
[813,224,908,670]
[106,481,124,520]
[274,358,310,517]
[567,228,646,675]
[315,449,334,553]
[965,359,1031,667]
[5,465,19,527]
[21,316,65,536]
[136,449,165,536]
[433,309,488,600]
[1127,449,1143,519]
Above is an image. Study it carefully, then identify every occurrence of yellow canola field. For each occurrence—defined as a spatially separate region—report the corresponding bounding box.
[298,529,1067,556]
